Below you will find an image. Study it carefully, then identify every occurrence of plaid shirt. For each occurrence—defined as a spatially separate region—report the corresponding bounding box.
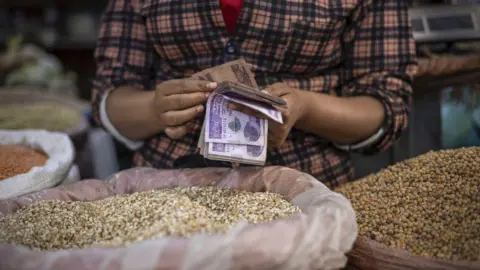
[92,0,417,188]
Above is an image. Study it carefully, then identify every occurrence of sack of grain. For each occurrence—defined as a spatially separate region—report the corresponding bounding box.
[0,90,90,155]
[0,166,357,270]
[336,147,480,270]
[0,130,75,199]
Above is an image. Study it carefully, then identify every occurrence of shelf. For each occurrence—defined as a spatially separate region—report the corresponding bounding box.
[413,68,480,97]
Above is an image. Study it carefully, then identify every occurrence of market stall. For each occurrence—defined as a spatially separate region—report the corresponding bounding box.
[1,2,479,270]
[0,36,92,179]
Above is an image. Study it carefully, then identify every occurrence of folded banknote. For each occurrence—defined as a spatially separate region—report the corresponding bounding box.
[192,59,284,165]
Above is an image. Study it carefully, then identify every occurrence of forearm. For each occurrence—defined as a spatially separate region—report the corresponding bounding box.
[295,90,385,144]
[105,86,162,140]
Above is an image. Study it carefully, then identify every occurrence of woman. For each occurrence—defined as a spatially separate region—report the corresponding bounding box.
[92,0,417,188]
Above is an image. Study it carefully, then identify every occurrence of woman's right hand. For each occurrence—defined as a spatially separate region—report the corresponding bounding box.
[153,79,217,139]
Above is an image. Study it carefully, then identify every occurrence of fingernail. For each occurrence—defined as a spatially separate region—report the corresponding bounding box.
[197,105,204,112]
[205,92,210,98]
[206,82,217,89]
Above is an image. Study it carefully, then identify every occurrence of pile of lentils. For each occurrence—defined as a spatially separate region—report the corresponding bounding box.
[0,186,300,250]
[336,147,480,262]
[0,145,48,181]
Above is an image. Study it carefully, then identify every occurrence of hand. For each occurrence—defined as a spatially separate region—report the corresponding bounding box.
[153,79,217,139]
[228,82,306,149]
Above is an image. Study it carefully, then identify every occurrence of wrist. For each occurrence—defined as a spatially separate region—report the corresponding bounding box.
[295,90,317,124]
[107,87,163,140]
[133,89,166,135]
[294,90,341,131]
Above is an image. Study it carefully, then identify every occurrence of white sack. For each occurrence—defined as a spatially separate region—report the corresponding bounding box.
[0,130,75,199]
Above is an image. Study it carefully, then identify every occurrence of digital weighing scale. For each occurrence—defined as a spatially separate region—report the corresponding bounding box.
[409,4,480,43]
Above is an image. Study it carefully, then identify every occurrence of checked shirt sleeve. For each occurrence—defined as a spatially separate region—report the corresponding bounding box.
[91,0,154,129]
[339,0,418,154]
[91,0,155,150]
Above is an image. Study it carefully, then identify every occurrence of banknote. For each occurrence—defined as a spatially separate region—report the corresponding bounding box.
[193,59,271,165]
[193,59,283,123]
[205,142,267,166]
[221,94,283,124]
[205,94,266,146]
[192,59,259,89]
[198,121,206,155]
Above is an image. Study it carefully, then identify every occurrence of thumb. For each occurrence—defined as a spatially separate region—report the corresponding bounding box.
[268,83,290,97]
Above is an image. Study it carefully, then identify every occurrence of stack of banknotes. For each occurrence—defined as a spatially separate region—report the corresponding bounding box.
[193,59,284,165]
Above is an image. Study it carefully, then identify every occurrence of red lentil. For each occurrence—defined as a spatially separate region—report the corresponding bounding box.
[0,145,48,181]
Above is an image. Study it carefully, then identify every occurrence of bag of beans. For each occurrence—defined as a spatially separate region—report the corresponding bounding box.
[0,130,75,199]
[337,147,480,270]
[0,166,357,270]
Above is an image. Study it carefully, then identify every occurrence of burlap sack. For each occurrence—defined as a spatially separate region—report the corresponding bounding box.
[0,166,357,270]
[347,236,480,270]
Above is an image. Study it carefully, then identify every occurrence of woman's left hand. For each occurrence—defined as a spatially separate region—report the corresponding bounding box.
[228,82,306,150]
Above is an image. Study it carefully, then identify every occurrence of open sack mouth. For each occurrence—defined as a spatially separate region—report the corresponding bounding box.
[0,166,357,270]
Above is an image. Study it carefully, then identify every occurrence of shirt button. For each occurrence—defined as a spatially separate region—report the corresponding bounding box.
[225,42,236,54]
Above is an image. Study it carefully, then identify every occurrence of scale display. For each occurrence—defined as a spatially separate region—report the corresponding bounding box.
[409,4,480,43]
[427,15,474,31]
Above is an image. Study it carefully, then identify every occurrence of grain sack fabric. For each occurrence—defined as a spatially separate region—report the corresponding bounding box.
[0,130,75,199]
[0,167,357,270]
[348,237,480,270]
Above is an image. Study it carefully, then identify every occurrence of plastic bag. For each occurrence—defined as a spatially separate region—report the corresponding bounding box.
[0,130,75,199]
[0,166,357,270]
[59,164,80,186]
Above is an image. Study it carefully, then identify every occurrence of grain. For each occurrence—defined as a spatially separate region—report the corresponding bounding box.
[0,103,82,132]
[335,147,480,262]
[0,186,300,250]
[0,145,48,181]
